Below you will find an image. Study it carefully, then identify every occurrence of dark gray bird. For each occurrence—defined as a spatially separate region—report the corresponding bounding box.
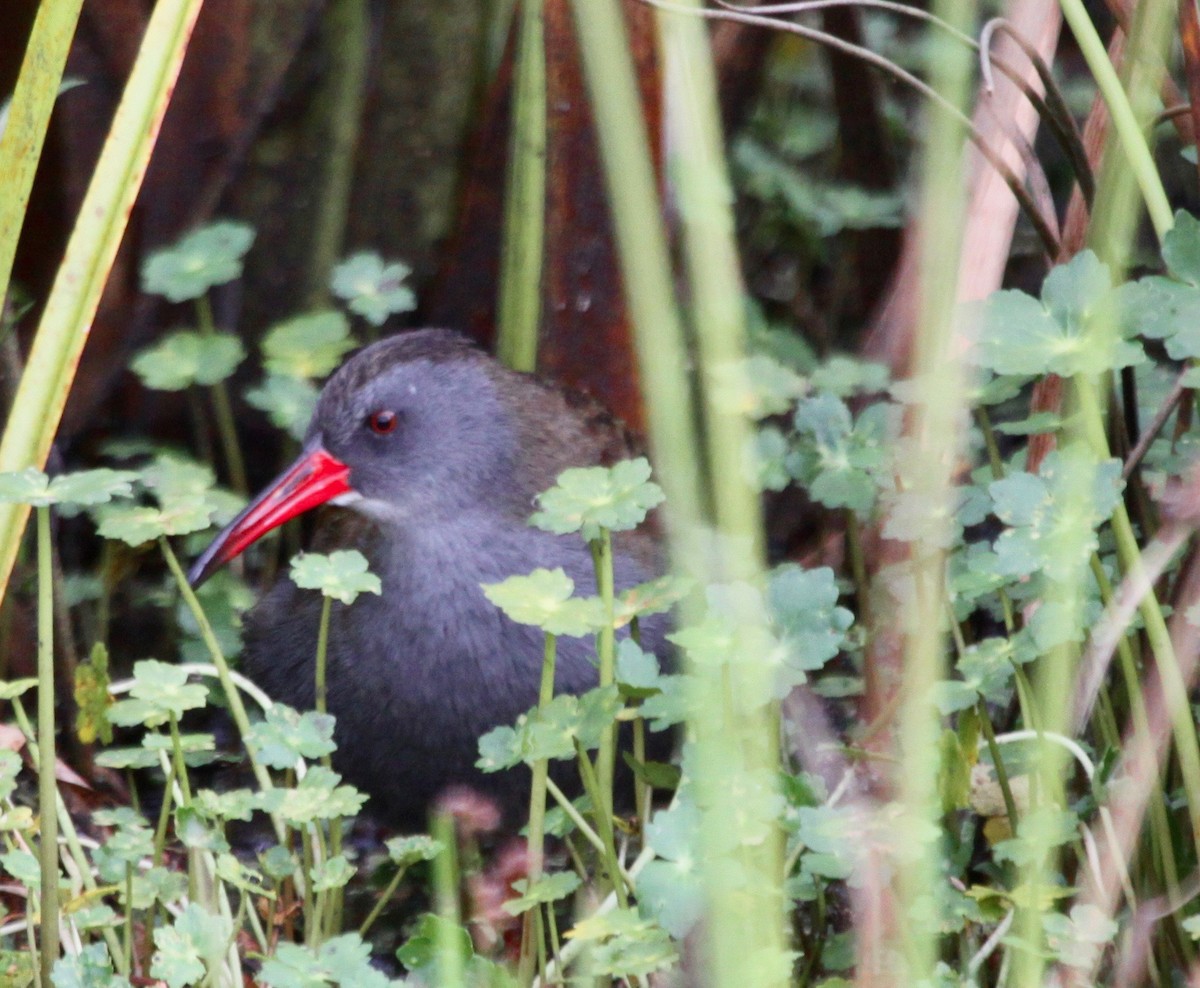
[189,329,663,827]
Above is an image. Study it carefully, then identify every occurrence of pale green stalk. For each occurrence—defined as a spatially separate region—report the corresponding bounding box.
[195,296,248,496]
[496,0,546,373]
[36,507,58,984]
[567,0,706,547]
[591,531,617,821]
[0,0,85,315]
[305,0,370,308]
[893,0,974,981]
[519,631,558,985]
[11,696,125,972]
[656,2,786,983]
[0,0,207,611]
[431,811,465,988]
[1057,0,1172,239]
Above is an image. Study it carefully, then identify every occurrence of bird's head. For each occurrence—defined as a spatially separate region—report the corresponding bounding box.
[187,329,516,587]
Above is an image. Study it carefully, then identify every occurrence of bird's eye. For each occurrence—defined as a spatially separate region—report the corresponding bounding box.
[367,410,399,435]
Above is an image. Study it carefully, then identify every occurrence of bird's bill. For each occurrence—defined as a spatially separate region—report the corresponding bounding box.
[187,443,354,587]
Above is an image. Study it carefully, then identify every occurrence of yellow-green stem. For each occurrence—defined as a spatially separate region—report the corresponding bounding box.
[36,506,58,983]
[0,0,206,612]
[519,631,558,985]
[195,296,248,496]
[592,531,617,819]
[496,0,546,373]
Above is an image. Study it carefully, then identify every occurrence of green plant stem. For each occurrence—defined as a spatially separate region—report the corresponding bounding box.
[574,740,628,909]
[314,596,332,719]
[0,0,206,612]
[591,531,617,820]
[167,713,193,806]
[519,631,558,986]
[0,0,85,315]
[632,716,648,829]
[567,0,705,543]
[845,509,871,629]
[1076,375,1200,866]
[1088,554,1179,899]
[544,776,614,865]
[311,595,344,930]
[431,811,465,988]
[35,506,58,983]
[357,864,411,938]
[159,537,279,806]
[496,0,546,373]
[305,0,371,309]
[1056,0,1172,240]
[10,697,126,972]
[976,700,1019,832]
[124,865,134,975]
[195,296,248,496]
[300,827,315,945]
[153,759,176,866]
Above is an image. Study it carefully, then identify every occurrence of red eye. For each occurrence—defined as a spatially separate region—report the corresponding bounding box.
[368,410,398,435]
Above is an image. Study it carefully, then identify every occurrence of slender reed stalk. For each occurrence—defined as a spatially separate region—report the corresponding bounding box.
[35,506,58,984]
[0,0,85,315]
[894,0,974,980]
[496,0,546,373]
[0,0,206,611]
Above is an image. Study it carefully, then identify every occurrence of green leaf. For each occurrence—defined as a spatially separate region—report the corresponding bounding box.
[531,458,665,540]
[993,806,1080,867]
[502,871,582,915]
[261,310,355,378]
[245,374,320,440]
[106,660,208,728]
[260,845,299,881]
[0,467,137,508]
[0,678,36,700]
[787,394,887,514]
[290,550,381,604]
[612,574,692,626]
[637,799,705,937]
[195,787,257,824]
[151,903,232,988]
[767,565,853,690]
[1043,903,1119,969]
[96,497,215,545]
[385,834,443,867]
[253,766,367,824]
[246,704,337,770]
[131,330,245,390]
[141,221,255,302]
[931,637,1015,714]
[568,908,678,978]
[809,355,889,397]
[615,639,661,696]
[0,749,22,802]
[481,568,604,636]
[396,914,472,977]
[988,447,1122,583]
[51,943,130,988]
[975,250,1144,376]
[476,687,622,770]
[330,252,415,326]
[262,934,406,988]
[1116,277,1200,359]
[1163,209,1200,285]
[311,853,355,892]
[707,354,807,419]
[1,849,40,887]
